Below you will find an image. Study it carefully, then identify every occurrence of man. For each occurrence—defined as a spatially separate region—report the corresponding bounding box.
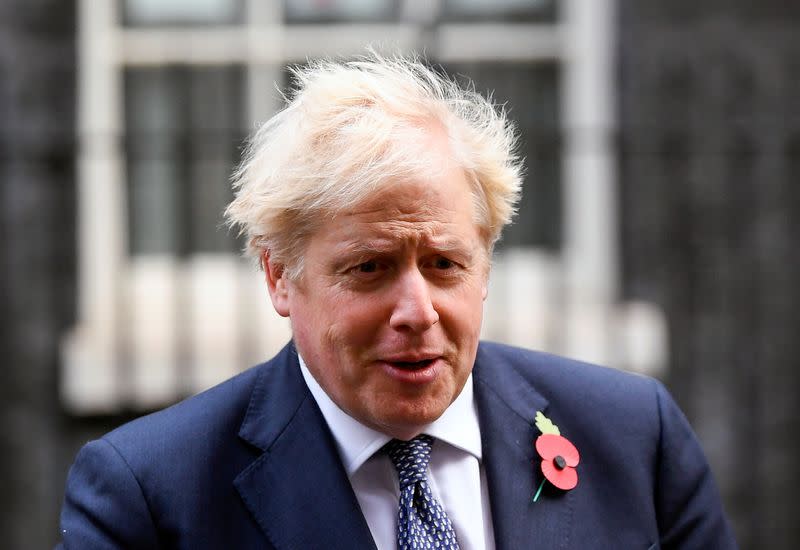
[59,53,736,549]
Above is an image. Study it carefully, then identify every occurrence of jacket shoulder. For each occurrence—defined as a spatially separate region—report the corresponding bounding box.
[103,361,264,456]
[475,340,666,471]
[477,340,660,411]
[476,341,736,548]
[61,345,299,548]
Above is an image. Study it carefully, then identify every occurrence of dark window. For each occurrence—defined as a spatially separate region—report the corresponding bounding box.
[125,66,244,256]
[441,0,557,23]
[441,61,561,249]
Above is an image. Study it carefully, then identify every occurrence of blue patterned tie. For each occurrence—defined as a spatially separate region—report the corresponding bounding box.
[386,434,461,550]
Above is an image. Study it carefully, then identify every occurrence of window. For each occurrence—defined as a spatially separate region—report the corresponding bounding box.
[122,0,244,26]
[442,0,556,22]
[443,61,561,249]
[284,0,398,23]
[125,66,244,256]
[66,0,662,414]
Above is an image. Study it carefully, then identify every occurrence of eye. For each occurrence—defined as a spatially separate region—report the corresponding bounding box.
[356,260,379,273]
[425,255,462,273]
[432,257,455,270]
[347,259,389,278]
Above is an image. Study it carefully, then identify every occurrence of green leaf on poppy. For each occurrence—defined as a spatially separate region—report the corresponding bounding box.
[535,411,560,435]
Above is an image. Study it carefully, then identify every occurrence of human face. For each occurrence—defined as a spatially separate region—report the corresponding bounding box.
[265,160,488,440]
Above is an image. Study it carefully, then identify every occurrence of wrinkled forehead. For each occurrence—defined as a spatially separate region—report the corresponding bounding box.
[324,131,488,238]
[316,170,491,264]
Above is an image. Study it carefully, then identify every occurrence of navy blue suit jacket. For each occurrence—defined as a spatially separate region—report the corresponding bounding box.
[59,342,736,549]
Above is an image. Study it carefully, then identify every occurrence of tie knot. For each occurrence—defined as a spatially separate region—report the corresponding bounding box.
[386,434,434,488]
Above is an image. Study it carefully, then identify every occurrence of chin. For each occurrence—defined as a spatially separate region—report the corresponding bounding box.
[374,402,448,437]
[377,417,434,440]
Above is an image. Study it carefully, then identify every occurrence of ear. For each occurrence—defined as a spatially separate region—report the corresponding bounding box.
[263,251,291,317]
[481,263,490,301]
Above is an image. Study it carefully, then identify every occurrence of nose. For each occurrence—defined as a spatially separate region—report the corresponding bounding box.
[389,268,439,333]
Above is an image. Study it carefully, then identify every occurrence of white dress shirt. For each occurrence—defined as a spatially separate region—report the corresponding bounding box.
[299,356,496,550]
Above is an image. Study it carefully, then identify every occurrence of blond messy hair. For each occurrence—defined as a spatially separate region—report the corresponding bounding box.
[225,51,523,279]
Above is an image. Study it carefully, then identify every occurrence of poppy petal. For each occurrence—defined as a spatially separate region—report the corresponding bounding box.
[535,434,562,460]
[559,438,580,467]
[535,434,580,466]
[541,461,578,490]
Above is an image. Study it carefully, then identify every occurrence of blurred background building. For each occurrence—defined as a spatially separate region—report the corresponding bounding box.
[0,0,797,548]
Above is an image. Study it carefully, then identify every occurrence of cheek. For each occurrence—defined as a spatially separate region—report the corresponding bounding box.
[286,287,337,355]
[327,296,387,349]
[291,284,386,357]
[446,283,486,338]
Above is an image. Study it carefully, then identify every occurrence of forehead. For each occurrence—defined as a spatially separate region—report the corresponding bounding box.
[312,172,482,254]
[355,165,472,223]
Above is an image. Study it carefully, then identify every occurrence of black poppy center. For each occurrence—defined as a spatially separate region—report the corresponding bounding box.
[554,455,567,470]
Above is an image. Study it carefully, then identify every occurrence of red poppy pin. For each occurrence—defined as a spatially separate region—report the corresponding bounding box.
[532,411,580,502]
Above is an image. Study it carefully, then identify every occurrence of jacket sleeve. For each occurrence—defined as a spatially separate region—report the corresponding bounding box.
[653,381,738,549]
[58,438,160,549]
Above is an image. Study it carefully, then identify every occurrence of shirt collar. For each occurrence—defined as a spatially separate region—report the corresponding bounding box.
[298,354,483,476]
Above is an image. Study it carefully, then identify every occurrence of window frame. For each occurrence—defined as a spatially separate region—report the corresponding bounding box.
[65,0,637,413]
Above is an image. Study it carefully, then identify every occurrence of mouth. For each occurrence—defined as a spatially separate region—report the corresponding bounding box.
[378,356,442,384]
[388,358,437,370]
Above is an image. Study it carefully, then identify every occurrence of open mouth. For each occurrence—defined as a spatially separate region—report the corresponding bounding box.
[379,356,441,384]
[390,359,436,370]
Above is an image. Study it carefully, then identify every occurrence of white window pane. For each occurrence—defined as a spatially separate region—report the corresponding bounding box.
[123,0,242,25]
[284,0,396,22]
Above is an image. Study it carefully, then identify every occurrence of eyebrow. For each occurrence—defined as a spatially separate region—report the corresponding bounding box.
[424,236,475,254]
[336,240,398,257]
[335,236,476,263]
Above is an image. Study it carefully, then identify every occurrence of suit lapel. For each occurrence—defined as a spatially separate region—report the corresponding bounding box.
[235,344,377,550]
[473,344,574,550]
